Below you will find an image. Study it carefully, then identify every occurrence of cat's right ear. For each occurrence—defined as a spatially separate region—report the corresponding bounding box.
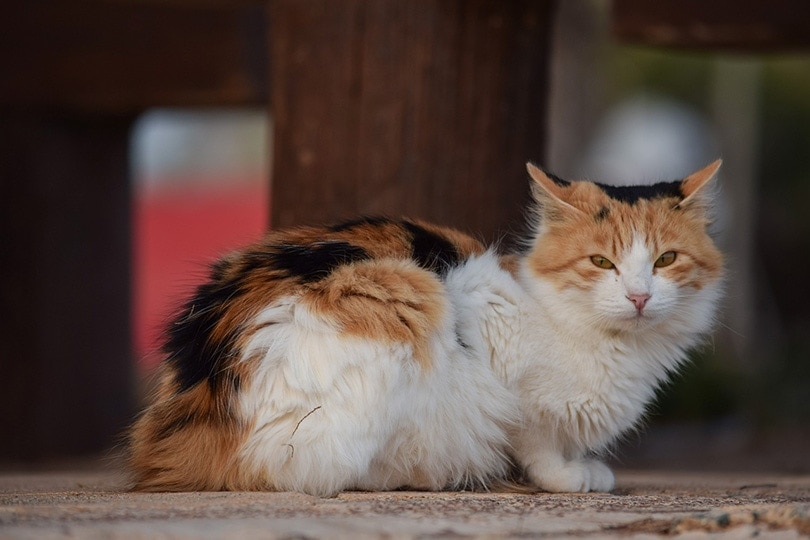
[678,159,721,208]
[526,163,583,220]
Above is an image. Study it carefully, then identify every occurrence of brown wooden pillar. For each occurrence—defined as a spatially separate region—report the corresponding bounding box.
[0,2,267,462]
[0,114,135,459]
[269,0,555,242]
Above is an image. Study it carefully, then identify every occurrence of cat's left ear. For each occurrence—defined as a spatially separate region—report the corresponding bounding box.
[677,159,722,209]
[526,163,584,219]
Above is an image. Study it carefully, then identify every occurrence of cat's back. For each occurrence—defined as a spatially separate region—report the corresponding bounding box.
[261,216,487,272]
[161,215,488,386]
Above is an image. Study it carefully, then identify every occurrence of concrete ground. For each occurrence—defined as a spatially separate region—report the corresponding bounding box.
[0,469,808,539]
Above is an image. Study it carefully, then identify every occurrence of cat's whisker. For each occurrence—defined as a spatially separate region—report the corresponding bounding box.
[715,320,746,339]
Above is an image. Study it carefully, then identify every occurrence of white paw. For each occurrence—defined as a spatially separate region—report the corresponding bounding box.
[584,460,614,492]
[529,460,614,493]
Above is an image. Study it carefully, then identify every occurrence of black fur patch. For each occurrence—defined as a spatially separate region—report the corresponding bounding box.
[164,274,242,393]
[544,169,570,187]
[595,206,610,221]
[594,181,683,205]
[403,221,460,276]
[209,258,231,281]
[455,329,471,351]
[328,216,393,232]
[165,241,369,393]
[269,241,370,283]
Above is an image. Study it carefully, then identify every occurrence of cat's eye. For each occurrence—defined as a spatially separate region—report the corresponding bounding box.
[590,255,615,270]
[655,251,677,268]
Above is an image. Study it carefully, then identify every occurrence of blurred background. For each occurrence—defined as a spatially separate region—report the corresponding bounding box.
[1,0,807,472]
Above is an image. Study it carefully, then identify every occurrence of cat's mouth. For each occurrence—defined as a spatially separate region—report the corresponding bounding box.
[613,309,659,330]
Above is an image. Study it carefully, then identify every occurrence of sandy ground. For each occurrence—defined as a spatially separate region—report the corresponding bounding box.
[0,469,808,539]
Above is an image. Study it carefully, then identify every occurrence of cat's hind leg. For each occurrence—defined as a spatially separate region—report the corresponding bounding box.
[236,259,450,496]
[236,305,411,496]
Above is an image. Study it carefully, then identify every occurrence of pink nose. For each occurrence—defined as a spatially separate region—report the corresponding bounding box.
[627,293,651,310]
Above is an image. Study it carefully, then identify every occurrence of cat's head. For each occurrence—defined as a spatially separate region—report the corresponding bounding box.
[524,160,724,335]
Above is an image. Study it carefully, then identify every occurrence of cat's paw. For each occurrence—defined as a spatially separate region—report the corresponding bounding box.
[528,460,614,493]
[584,459,614,492]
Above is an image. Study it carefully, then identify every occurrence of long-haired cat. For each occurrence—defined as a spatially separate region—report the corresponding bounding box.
[129,160,724,496]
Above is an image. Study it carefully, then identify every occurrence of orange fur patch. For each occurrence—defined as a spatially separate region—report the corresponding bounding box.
[303,259,447,370]
[129,365,253,491]
[212,220,482,357]
[498,254,521,278]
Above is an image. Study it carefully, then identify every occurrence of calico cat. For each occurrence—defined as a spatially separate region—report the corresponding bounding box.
[129,160,724,496]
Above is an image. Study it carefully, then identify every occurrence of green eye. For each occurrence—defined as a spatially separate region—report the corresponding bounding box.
[590,255,615,270]
[655,251,677,268]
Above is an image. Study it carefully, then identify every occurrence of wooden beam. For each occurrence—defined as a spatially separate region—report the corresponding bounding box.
[613,0,810,52]
[0,3,268,114]
[268,0,553,242]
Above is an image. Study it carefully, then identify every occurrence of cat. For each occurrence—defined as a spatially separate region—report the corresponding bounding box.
[128,160,724,496]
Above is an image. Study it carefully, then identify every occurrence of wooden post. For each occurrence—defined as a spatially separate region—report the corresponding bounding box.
[0,2,267,461]
[0,114,135,459]
[269,0,554,242]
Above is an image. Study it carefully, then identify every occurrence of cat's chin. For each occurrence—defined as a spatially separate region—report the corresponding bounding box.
[605,312,662,333]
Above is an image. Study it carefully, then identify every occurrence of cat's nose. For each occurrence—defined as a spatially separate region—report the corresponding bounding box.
[626,293,650,311]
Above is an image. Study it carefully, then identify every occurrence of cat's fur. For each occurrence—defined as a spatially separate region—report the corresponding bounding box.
[129,161,724,496]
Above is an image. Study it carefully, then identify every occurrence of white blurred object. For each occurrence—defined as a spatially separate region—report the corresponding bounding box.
[131,108,268,192]
[578,95,719,185]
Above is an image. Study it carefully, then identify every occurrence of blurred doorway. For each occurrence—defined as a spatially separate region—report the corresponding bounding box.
[131,108,269,372]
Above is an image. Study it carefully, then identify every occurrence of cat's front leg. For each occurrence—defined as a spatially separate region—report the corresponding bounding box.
[583,459,614,491]
[512,425,614,492]
[526,453,614,493]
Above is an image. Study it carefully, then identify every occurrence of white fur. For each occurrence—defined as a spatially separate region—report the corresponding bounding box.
[237,260,517,497]
[507,234,722,492]
[235,234,721,495]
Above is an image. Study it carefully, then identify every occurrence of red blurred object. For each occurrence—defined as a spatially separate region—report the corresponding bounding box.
[133,178,267,371]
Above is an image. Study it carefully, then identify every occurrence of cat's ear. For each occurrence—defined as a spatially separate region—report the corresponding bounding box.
[526,163,583,219]
[677,159,722,210]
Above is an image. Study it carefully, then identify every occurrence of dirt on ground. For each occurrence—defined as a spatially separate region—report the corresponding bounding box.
[0,469,808,538]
